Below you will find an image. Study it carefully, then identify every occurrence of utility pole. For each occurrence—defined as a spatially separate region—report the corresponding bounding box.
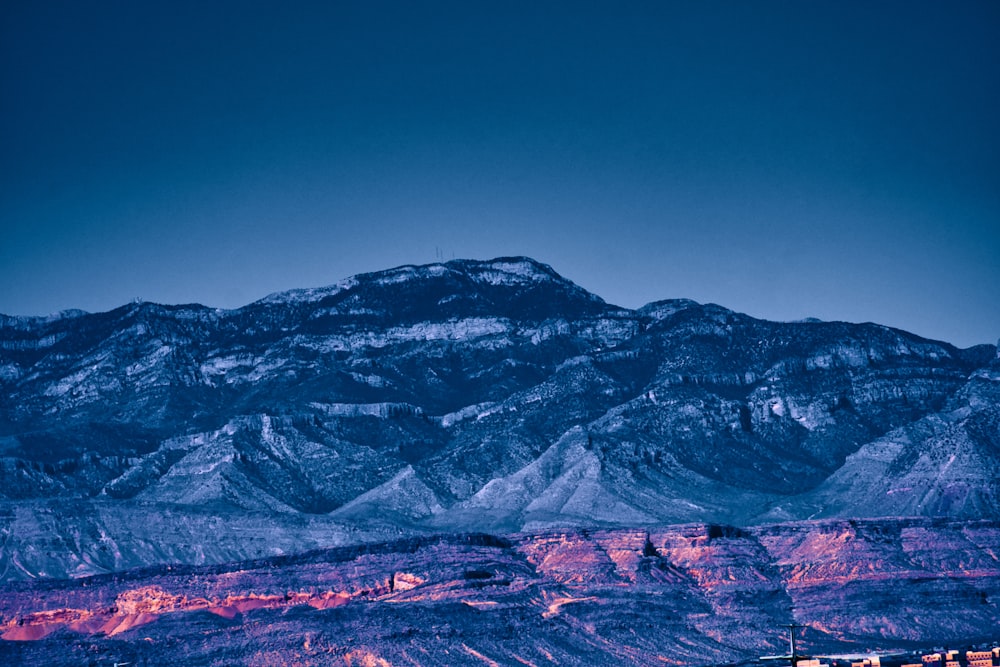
[760,622,809,666]
[783,623,806,664]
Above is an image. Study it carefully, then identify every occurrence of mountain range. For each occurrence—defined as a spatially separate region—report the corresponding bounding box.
[3,257,1000,664]
[1,256,998,580]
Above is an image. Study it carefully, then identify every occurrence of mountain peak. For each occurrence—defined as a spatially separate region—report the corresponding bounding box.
[449,256,568,287]
[255,256,599,308]
[362,256,565,287]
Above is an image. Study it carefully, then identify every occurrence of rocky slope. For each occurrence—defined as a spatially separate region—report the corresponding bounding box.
[1,257,998,579]
[2,519,998,666]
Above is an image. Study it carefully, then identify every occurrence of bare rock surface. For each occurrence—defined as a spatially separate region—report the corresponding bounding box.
[1,520,998,665]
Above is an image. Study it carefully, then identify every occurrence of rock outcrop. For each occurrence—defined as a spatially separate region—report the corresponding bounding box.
[2,520,998,665]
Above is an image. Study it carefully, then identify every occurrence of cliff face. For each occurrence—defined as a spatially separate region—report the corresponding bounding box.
[1,257,998,579]
[2,520,998,666]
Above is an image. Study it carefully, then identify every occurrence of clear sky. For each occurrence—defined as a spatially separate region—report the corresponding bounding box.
[2,1,998,348]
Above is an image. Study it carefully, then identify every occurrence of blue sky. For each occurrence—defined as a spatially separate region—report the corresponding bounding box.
[1,1,998,347]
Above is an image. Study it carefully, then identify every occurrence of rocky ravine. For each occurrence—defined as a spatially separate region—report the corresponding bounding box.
[2,519,998,666]
[1,257,997,579]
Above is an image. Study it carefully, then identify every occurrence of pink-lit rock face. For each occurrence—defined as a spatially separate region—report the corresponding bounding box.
[1,519,998,665]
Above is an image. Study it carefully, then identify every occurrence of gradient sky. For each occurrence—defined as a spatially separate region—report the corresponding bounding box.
[1,1,998,347]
